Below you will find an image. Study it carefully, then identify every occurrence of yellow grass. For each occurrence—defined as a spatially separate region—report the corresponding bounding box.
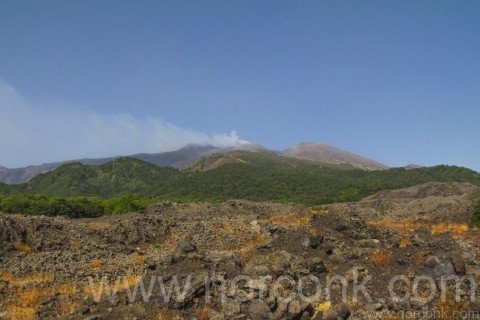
[132,255,146,265]
[311,301,332,320]
[399,236,412,248]
[59,298,79,316]
[371,249,393,267]
[431,223,469,235]
[90,258,102,269]
[0,272,54,286]
[157,306,183,320]
[83,271,141,301]
[87,222,110,230]
[259,212,312,226]
[13,242,32,254]
[239,234,264,262]
[434,294,471,320]
[192,307,210,320]
[1,272,79,320]
[370,218,470,236]
[70,241,82,249]
[7,306,36,320]
[369,218,419,233]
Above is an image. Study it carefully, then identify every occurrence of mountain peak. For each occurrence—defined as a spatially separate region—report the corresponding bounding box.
[282,142,387,170]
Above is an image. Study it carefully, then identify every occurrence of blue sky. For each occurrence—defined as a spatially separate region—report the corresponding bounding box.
[0,1,479,170]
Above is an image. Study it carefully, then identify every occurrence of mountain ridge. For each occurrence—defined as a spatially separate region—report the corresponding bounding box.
[0,143,265,184]
[281,142,387,170]
[1,152,479,206]
[2,141,388,184]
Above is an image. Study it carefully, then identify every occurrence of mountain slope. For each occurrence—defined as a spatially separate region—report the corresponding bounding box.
[23,157,177,197]
[281,142,388,170]
[1,152,479,206]
[153,152,479,204]
[0,143,265,184]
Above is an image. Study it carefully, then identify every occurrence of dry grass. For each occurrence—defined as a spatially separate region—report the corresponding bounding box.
[192,307,210,320]
[371,249,393,267]
[0,272,54,286]
[370,218,470,237]
[157,306,183,320]
[310,208,329,214]
[415,251,429,266]
[311,301,332,320]
[259,212,312,227]
[238,234,264,262]
[7,306,36,320]
[434,294,472,320]
[191,256,203,268]
[90,258,102,269]
[58,297,79,316]
[87,222,110,230]
[83,273,141,301]
[70,241,81,249]
[431,223,469,235]
[13,242,32,254]
[369,218,419,233]
[399,236,412,248]
[132,255,146,265]
[223,223,234,233]
[346,298,363,311]
[1,272,79,320]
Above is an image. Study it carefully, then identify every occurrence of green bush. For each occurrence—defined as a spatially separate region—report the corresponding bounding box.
[469,199,480,228]
[0,194,150,218]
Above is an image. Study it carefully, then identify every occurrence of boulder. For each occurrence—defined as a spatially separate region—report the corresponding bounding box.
[247,300,273,320]
[322,302,350,320]
[309,236,324,249]
[304,257,328,274]
[174,240,196,262]
[424,256,456,279]
[451,252,466,275]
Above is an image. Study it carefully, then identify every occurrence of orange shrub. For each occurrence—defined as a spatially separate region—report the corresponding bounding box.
[399,237,412,248]
[431,223,468,235]
[371,249,393,267]
[132,255,145,265]
[13,242,32,254]
[90,259,102,269]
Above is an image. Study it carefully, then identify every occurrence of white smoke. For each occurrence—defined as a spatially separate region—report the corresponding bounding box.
[0,79,245,168]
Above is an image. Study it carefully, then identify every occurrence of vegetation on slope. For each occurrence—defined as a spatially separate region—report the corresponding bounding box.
[152,152,480,205]
[469,199,480,228]
[0,194,149,218]
[22,157,177,197]
[0,152,479,217]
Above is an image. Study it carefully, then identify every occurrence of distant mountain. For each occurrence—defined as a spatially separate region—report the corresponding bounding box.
[0,142,265,184]
[0,162,65,185]
[133,142,265,168]
[281,142,388,170]
[405,164,423,170]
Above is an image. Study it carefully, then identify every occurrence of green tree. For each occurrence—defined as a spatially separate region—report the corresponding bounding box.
[469,199,480,228]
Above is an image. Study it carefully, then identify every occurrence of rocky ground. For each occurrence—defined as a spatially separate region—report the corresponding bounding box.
[1,182,480,319]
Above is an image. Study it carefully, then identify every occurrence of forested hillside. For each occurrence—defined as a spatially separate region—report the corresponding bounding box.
[1,152,479,217]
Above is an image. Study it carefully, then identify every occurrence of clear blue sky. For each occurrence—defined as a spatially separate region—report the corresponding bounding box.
[0,1,479,170]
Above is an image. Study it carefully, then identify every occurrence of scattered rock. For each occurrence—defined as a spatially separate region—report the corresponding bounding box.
[322,302,350,320]
[174,240,196,262]
[309,236,324,249]
[247,300,273,320]
[304,257,328,274]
